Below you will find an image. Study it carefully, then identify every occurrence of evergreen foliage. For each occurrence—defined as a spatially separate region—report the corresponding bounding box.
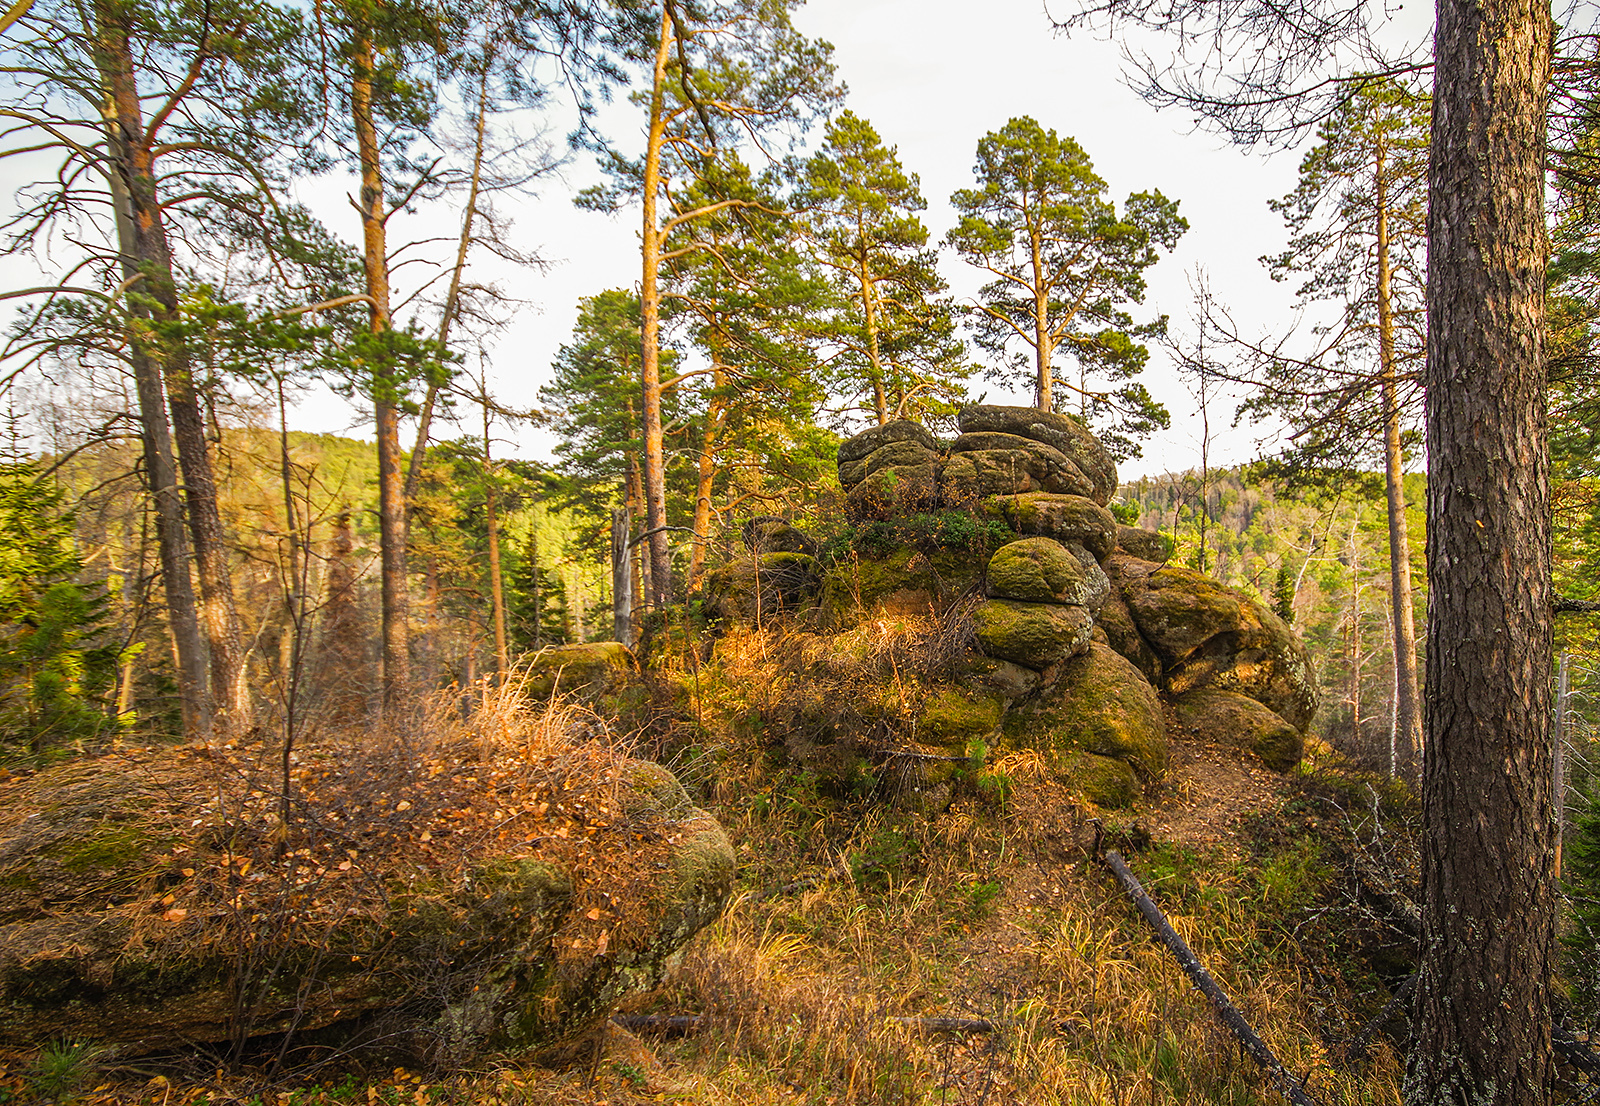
[0,451,121,752]
[946,117,1186,458]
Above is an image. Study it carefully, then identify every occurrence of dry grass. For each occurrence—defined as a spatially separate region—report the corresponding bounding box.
[5,635,1420,1105]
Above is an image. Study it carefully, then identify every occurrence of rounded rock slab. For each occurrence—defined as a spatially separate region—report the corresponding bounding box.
[974,598,1094,669]
[957,405,1117,505]
[1171,688,1304,773]
[987,537,1093,606]
[838,419,940,464]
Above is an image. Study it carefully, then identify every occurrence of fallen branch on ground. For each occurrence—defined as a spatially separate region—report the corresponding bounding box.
[1103,849,1318,1106]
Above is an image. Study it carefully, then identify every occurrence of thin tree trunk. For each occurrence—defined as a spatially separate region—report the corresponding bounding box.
[857,236,888,425]
[688,357,726,591]
[1030,226,1052,411]
[638,6,675,608]
[352,26,410,711]
[403,60,492,517]
[483,395,508,679]
[612,504,633,647]
[97,14,209,740]
[1410,0,1556,1096]
[1374,135,1424,778]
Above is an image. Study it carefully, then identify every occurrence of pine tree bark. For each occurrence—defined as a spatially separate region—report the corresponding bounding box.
[98,9,241,736]
[1373,121,1424,777]
[637,5,675,609]
[1408,0,1556,1097]
[352,26,410,710]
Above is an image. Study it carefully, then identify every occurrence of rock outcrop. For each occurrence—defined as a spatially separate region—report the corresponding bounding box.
[794,406,1320,809]
[0,740,734,1059]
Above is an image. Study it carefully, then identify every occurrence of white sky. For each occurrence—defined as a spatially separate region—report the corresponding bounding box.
[7,0,1431,480]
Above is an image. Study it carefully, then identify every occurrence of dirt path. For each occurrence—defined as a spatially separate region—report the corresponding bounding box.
[1143,722,1290,859]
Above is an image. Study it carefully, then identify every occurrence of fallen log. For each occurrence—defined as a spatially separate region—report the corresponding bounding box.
[889,1016,996,1035]
[1103,849,1318,1106]
[611,1014,703,1037]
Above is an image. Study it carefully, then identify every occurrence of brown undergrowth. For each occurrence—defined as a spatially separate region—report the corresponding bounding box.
[7,627,1426,1105]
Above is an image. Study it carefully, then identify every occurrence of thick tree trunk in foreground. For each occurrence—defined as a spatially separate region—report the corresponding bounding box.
[100,11,237,737]
[1408,0,1556,1098]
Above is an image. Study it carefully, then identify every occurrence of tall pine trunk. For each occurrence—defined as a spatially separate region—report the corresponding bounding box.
[637,6,675,608]
[1409,0,1556,1097]
[1373,125,1424,778]
[98,9,236,737]
[352,26,410,710]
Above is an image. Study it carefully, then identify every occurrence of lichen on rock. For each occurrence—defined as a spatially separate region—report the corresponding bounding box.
[974,598,1093,669]
[1172,688,1305,773]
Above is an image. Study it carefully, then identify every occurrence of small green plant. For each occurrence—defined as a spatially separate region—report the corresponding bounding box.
[26,1041,104,1103]
[1109,500,1140,525]
[966,878,1002,916]
[612,1060,649,1087]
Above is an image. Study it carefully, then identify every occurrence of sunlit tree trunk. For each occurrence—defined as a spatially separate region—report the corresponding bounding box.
[351,26,410,710]
[637,6,675,608]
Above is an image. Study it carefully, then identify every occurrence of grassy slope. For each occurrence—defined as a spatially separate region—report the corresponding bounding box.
[1,623,1424,1106]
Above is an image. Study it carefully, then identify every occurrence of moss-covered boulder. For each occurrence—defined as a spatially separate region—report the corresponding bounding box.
[986,537,1089,604]
[1172,688,1304,772]
[527,642,635,699]
[957,405,1117,505]
[821,547,981,621]
[703,553,822,624]
[863,439,942,477]
[949,433,1091,498]
[1095,590,1162,684]
[960,653,1043,699]
[974,598,1093,669]
[1008,643,1167,778]
[1116,524,1171,563]
[1057,752,1140,809]
[982,493,1117,561]
[837,419,940,464]
[1115,560,1318,729]
[742,516,818,556]
[0,749,734,1058]
[845,464,940,521]
[916,687,1007,747]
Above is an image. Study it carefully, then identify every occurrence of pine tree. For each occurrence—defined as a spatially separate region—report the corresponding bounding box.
[0,449,121,752]
[796,110,969,425]
[946,117,1186,459]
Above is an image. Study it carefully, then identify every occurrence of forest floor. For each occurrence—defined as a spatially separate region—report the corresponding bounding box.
[0,713,1418,1106]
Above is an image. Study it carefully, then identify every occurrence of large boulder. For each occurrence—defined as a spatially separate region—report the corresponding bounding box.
[974,598,1093,669]
[983,493,1117,561]
[1116,524,1171,564]
[1095,590,1162,684]
[845,464,940,521]
[821,547,982,621]
[1115,559,1319,729]
[940,449,1067,500]
[527,642,635,700]
[837,419,940,465]
[742,516,818,557]
[0,747,734,1057]
[703,552,823,624]
[1172,688,1304,773]
[863,439,943,476]
[957,405,1117,505]
[947,433,1092,498]
[1007,642,1168,778]
[987,537,1094,605]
